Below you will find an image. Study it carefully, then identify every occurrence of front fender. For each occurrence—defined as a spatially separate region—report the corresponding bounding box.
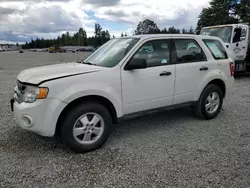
[54,83,123,118]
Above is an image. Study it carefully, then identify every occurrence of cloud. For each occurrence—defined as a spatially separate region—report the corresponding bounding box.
[0,7,17,14]
[0,0,71,1]
[0,7,20,24]
[82,0,120,7]
[94,0,209,29]
[0,0,210,43]
[0,31,32,43]
[0,0,95,42]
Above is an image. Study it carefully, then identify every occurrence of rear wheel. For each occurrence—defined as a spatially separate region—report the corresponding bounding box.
[60,102,113,153]
[194,84,223,120]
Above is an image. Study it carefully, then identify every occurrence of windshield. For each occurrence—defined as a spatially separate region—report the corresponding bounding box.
[200,26,233,43]
[83,38,140,67]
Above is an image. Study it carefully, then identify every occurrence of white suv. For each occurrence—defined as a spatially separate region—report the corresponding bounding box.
[11,34,234,153]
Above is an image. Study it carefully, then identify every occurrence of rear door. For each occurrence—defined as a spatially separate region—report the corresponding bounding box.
[203,39,232,77]
[172,37,218,104]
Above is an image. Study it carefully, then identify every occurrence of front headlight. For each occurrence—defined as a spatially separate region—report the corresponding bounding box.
[23,86,49,103]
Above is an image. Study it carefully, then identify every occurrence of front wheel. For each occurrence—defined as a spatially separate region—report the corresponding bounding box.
[60,102,113,153]
[194,84,223,120]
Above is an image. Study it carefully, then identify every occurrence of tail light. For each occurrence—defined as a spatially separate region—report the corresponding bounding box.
[229,62,234,76]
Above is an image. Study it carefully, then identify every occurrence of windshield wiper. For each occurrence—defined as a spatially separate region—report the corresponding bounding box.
[76,60,96,65]
[82,61,97,66]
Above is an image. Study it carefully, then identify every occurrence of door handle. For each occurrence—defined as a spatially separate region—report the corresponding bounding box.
[159,71,171,76]
[199,66,209,71]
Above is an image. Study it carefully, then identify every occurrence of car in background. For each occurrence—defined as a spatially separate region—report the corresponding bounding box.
[49,46,66,53]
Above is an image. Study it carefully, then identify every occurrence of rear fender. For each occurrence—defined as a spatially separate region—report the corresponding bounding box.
[194,70,227,101]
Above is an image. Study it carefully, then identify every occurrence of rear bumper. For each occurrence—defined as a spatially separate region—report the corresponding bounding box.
[234,60,246,72]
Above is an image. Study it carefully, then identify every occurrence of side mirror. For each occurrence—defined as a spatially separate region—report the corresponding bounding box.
[125,58,147,70]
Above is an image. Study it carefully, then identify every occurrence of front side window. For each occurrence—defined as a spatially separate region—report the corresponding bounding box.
[203,39,228,60]
[174,39,206,63]
[84,38,139,67]
[132,40,171,67]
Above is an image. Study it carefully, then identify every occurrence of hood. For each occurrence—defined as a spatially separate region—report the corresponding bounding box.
[17,62,107,85]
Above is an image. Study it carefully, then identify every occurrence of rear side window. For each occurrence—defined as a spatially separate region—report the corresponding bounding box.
[203,39,228,60]
[174,39,207,63]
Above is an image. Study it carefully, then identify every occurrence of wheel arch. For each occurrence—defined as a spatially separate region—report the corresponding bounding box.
[201,78,226,99]
[55,95,118,137]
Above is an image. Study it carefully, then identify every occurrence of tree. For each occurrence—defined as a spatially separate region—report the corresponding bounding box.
[56,36,61,45]
[135,19,160,35]
[40,38,45,48]
[188,27,194,34]
[105,30,111,40]
[101,30,110,44]
[168,26,180,34]
[121,33,124,37]
[78,28,87,46]
[161,28,168,34]
[23,42,28,49]
[83,30,87,45]
[94,23,102,46]
[235,0,250,23]
[35,38,39,48]
[72,33,79,46]
[22,24,112,49]
[66,31,71,45]
[182,28,186,34]
[196,8,214,31]
[196,0,239,31]
[125,33,127,36]
[94,23,102,38]
[61,33,66,46]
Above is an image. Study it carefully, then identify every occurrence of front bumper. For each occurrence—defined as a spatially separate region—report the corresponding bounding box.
[12,98,67,137]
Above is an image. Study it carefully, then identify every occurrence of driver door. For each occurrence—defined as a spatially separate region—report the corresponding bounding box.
[121,39,176,114]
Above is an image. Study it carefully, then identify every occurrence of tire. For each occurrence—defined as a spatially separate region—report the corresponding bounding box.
[194,84,223,120]
[60,102,113,153]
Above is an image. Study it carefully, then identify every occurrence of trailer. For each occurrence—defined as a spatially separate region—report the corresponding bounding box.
[200,23,250,74]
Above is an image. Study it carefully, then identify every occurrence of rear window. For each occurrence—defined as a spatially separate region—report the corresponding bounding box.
[203,39,228,60]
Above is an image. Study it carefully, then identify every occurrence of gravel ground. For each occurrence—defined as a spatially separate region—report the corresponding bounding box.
[0,51,250,188]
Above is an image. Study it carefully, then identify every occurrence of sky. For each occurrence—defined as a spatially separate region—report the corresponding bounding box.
[0,0,210,44]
